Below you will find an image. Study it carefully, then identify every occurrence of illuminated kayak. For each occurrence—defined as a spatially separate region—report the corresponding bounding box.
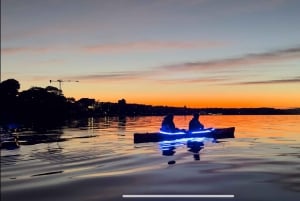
[134,127,235,143]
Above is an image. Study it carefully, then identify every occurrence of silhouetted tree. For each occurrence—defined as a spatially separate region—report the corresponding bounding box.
[18,87,67,122]
[0,79,20,123]
[67,97,76,103]
[0,79,20,97]
[75,98,96,117]
[45,86,61,96]
[118,98,127,116]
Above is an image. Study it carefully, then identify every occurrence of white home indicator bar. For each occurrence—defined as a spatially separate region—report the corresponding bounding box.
[123,194,235,198]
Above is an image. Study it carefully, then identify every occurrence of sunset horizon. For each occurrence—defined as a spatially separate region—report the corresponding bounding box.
[2,0,300,109]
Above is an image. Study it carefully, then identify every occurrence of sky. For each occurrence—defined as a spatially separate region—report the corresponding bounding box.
[1,0,300,108]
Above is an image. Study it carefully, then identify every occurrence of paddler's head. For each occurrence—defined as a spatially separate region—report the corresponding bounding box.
[193,113,199,119]
[166,114,174,120]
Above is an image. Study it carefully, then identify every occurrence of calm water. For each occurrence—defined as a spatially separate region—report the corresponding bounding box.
[1,115,300,201]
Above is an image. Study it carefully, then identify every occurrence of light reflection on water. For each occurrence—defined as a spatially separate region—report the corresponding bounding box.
[1,115,300,201]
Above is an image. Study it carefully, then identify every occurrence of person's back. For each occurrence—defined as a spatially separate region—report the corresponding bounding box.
[189,113,204,132]
[161,114,177,132]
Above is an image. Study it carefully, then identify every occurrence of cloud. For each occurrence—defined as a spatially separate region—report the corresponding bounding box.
[235,76,300,85]
[1,47,52,55]
[63,46,300,85]
[82,41,226,54]
[65,71,152,82]
[160,46,300,72]
[11,45,298,87]
[2,40,226,55]
[157,76,229,84]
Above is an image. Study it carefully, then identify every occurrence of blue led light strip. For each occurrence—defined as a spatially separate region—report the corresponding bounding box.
[159,128,215,135]
[159,131,186,135]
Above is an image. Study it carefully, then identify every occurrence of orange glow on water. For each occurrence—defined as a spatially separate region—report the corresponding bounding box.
[171,115,300,139]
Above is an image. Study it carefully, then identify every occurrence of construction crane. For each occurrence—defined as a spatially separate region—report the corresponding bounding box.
[49,79,79,95]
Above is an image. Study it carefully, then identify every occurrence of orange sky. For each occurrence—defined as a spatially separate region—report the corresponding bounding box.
[57,79,300,108]
[2,1,300,108]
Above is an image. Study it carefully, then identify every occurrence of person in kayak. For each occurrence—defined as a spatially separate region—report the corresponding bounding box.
[189,113,204,132]
[160,114,183,133]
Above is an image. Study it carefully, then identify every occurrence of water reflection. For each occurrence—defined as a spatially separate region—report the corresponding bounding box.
[118,116,126,135]
[1,154,21,167]
[1,116,132,150]
[87,117,95,133]
[187,140,204,160]
[17,129,64,146]
[159,137,214,164]
[1,115,300,201]
[0,119,64,149]
[0,133,20,150]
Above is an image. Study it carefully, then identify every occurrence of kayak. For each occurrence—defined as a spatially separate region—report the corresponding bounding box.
[134,127,235,143]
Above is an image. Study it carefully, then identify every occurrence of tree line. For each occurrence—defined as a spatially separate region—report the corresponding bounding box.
[1,78,299,126]
[0,79,189,125]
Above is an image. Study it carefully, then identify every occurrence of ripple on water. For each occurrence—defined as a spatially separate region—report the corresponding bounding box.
[1,115,300,201]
